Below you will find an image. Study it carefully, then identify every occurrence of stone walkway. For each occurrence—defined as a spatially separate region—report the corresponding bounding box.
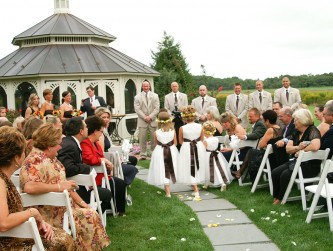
[136,167,280,251]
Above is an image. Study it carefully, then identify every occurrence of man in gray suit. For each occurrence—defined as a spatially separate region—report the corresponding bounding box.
[191,85,217,123]
[134,80,160,160]
[249,80,272,114]
[225,83,249,129]
[164,82,188,149]
[164,82,188,114]
[274,76,301,107]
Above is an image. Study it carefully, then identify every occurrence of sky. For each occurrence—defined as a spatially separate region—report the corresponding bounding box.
[1,0,333,80]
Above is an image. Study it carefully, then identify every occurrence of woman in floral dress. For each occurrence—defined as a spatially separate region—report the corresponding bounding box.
[20,123,110,251]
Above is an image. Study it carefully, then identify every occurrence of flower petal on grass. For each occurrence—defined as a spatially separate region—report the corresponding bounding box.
[272,219,277,223]
[291,241,297,246]
[181,238,186,241]
[265,217,270,220]
[157,191,161,194]
[281,212,286,217]
[189,218,196,221]
[250,209,255,212]
[270,211,276,214]
[150,237,157,241]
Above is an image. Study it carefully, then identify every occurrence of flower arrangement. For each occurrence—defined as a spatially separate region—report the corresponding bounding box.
[52,109,62,117]
[71,109,83,117]
[33,110,43,119]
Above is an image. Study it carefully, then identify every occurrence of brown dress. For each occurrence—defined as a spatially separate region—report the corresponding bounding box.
[0,170,78,251]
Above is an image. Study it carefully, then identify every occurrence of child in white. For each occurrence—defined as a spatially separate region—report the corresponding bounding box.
[147,111,178,197]
[177,105,206,200]
[203,121,230,190]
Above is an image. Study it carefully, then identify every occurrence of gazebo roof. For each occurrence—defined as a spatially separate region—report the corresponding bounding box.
[0,44,159,77]
[12,13,116,46]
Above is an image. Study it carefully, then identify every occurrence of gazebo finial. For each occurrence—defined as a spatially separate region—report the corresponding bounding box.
[54,0,70,14]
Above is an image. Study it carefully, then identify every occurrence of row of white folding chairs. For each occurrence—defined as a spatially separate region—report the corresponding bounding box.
[0,217,44,251]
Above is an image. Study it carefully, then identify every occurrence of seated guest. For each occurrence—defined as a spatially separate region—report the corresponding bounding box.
[58,117,112,213]
[321,103,333,159]
[81,116,127,216]
[233,110,287,179]
[43,115,63,130]
[13,116,25,132]
[271,109,321,205]
[22,117,43,156]
[95,107,138,185]
[0,126,78,250]
[220,112,246,162]
[275,107,295,148]
[314,104,330,136]
[20,124,110,250]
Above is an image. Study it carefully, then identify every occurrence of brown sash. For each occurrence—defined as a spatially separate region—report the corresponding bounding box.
[157,140,176,183]
[184,137,200,177]
[206,149,228,184]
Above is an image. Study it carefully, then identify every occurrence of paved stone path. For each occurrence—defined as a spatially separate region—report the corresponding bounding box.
[136,167,280,251]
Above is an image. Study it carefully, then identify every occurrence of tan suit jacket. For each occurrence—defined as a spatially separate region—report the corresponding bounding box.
[225,93,249,128]
[274,87,301,107]
[191,95,217,118]
[249,90,272,114]
[164,92,188,114]
[134,91,160,127]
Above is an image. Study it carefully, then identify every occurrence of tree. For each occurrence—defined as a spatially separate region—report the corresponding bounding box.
[151,31,194,106]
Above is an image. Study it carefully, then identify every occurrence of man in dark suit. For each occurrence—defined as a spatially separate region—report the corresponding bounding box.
[321,103,333,159]
[58,117,112,212]
[81,86,107,117]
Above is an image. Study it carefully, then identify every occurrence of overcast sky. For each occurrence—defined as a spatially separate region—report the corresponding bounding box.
[1,0,333,80]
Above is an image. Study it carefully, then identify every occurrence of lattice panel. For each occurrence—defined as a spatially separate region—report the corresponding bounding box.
[0,83,8,92]
[67,82,78,92]
[105,81,115,92]
[49,82,60,91]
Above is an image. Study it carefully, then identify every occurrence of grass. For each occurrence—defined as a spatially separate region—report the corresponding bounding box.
[104,160,213,251]
[105,159,333,251]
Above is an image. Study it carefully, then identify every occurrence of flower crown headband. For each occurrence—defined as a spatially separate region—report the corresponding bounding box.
[181,112,196,118]
[156,118,172,124]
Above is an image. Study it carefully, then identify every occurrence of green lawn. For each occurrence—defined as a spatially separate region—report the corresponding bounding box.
[105,159,333,251]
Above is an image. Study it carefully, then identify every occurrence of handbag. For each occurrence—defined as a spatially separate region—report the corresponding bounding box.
[288,158,296,171]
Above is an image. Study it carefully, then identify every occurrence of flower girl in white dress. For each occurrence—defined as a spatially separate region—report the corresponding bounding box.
[202,121,230,190]
[147,110,178,197]
[177,106,206,200]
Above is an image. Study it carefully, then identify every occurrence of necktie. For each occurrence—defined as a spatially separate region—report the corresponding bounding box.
[90,97,93,103]
[202,97,205,108]
[145,93,148,105]
[236,95,239,110]
[283,124,289,138]
[286,89,289,102]
[174,93,178,104]
[259,92,262,104]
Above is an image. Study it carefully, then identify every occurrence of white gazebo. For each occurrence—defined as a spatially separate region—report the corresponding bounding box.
[0,0,159,140]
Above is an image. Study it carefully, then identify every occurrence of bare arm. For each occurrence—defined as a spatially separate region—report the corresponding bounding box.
[25,107,32,119]
[258,128,273,149]
[178,127,184,145]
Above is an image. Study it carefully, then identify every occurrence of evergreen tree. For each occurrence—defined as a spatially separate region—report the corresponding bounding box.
[151,31,194,106]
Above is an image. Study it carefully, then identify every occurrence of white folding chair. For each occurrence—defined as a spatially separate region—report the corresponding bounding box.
[91,161,117,217]
[0,217,44,251]
[11,172,20,192]
[226,139,259,186]
[21,190,76,240]
[305,160,333,231]
[281,148,330,211]
[70,172,106,227]
[251,144,274,195]
[215,136,227,145]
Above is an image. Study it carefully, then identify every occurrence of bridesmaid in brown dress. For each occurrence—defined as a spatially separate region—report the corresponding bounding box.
[0,126,78,251]
[40,89,54,116]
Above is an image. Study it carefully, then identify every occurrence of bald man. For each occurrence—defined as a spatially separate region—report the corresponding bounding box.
[274,77,301,107]
[249,80,272,114]
[164,82,188,114]
[191,85,217,122]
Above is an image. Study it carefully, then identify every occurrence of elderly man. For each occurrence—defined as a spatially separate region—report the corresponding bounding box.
[249,80,272,114]
[134,80,160,160]
[274,77,301,107]
[275,107,295,148]
[191,85,217,123]
[225,83,249,129]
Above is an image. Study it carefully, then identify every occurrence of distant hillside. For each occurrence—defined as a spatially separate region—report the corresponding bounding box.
[192,72,333,91]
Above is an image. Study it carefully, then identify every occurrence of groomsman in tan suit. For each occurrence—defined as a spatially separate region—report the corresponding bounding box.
[249,80,272,114]
[164,82,188,114]
[225,83,249,129]
[134,80,160,160]
[274,77,301,107]
[191,85,217,123]
[164,82,188,149]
